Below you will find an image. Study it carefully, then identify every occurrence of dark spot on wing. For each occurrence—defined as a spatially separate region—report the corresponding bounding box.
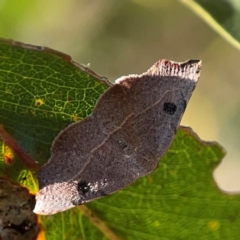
[77,180,90,195]
[163,102,177,115]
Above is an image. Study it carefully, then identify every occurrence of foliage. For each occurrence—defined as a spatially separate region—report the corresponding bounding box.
[1,38,239,240]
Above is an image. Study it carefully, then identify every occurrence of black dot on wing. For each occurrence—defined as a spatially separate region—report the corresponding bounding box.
[163,102,177,115]
[77,180,90,195]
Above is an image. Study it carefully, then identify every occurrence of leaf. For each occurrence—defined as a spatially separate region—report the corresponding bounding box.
[180,0,240,50]
[0,38,109,193]
[0,39,239,239]
[40,127,239,240]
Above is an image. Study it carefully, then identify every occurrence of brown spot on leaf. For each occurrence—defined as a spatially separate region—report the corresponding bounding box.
[72,115,80,122]
[3,145,15,165]
[35,99,44,106]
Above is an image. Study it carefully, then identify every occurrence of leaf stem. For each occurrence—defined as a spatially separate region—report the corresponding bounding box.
[79,205,122,240]
[0,125,40,171]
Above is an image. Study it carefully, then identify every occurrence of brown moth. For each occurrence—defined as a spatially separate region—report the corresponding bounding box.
[34,59,202,215]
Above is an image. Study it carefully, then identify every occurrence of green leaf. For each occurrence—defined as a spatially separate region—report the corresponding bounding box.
[180,0,240,50]
[87,127,229,240]
[0,38,109,192]
[1,39,239,239]
[40,126,238,240]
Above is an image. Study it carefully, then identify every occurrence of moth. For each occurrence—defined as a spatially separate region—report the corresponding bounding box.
[34,59,202,215]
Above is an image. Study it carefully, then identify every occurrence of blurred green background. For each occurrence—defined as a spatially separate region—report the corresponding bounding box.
[0,0,240,191]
